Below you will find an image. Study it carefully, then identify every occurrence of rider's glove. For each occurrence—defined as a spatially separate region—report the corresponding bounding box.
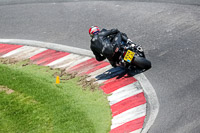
[127,39,137,48]
[127,39,133,44]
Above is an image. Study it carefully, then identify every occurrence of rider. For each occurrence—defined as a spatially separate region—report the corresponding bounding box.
[89,26,137,67]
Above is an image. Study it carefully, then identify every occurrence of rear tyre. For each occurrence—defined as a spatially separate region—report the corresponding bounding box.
[132,56,151,70]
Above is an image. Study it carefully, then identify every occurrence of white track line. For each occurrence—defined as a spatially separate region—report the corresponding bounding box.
[134,74,159,133]
[0,39,94,57]
[130,129,142,133]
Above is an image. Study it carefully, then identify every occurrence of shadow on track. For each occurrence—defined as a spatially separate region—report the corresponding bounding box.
[95,66,145,81]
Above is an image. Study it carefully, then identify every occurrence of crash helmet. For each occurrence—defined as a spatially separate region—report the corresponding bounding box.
[89,26,100,37]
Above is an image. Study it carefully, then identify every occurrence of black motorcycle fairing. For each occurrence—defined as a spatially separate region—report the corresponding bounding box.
[115,44,151,71]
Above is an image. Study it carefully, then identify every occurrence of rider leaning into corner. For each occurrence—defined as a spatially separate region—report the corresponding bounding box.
[89,26,148,70]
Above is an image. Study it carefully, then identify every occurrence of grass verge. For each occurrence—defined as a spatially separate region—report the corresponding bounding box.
[0,58,111,133]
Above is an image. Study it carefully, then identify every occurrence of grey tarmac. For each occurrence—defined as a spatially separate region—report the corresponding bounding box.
[0,0,200,133]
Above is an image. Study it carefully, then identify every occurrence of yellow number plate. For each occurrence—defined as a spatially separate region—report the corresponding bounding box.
[124,50,135,63]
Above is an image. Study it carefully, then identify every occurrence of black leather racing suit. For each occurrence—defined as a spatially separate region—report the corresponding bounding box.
[90,28,128,67]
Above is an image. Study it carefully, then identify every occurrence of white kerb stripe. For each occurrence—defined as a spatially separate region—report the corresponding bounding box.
[130,128,142,133]
[87,65,112,81]
[59,56,91,69]
[108,82,144,105]
[111,104,146,129]
[2,46,47,59]
[47,54,79,67]
[25,47,47,59]
[1,46,25,57]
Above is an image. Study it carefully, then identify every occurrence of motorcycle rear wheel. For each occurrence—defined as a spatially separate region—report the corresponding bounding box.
[132,56,151,70]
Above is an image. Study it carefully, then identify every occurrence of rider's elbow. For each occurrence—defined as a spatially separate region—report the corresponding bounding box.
[96,56,105,61]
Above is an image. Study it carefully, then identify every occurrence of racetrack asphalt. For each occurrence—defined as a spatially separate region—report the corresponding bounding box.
[0,1,200,133]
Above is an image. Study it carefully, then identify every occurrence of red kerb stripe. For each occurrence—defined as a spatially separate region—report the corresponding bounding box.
[69,58,98,71]
[38,52,69,66]
[0,44,22,55]
[68,58,109,75]
[30,49,70,65]
[30,49,56,60]
[111,92,146,117]
[110,116,145,133]
[100,76,137,94]
[85,61,110,74]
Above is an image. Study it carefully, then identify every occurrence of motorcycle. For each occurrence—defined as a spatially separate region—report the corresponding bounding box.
[113,42,151,71]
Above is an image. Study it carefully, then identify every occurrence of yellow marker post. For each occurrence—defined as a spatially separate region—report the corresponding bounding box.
[56,76,60,84]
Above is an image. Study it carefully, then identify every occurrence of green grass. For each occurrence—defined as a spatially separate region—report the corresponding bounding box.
[0,59,111,133]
